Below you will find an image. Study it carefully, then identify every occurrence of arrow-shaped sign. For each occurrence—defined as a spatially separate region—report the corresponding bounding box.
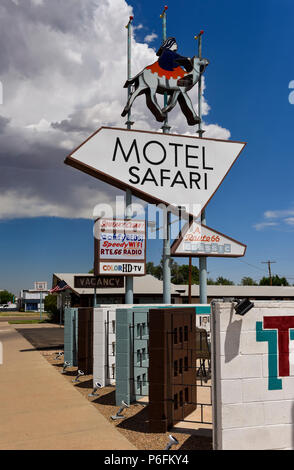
[171,220,246,258]
[65,127,246,218]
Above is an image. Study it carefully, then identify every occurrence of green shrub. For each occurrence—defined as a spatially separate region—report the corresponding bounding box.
[44,295,59,323]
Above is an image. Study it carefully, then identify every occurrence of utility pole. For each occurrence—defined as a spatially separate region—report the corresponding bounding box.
[261,260,276,286]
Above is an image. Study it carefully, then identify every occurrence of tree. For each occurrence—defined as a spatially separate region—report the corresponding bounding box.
[44,294,59,322]
[146,261,163,280]
[171,263,199,285]
[0,290,14,304]
[241,277,258,286]
[259,275,289,286]
[147,258,200,285]
[215,276,235,286]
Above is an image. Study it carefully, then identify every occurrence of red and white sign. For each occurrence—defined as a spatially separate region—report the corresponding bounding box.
[94,218,146,276]
[171,221,246,258]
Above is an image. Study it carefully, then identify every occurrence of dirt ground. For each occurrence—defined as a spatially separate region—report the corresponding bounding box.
[42,350,213,451]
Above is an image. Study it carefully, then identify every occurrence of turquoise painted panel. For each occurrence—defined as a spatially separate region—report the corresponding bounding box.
[64,308,78,367]
[195,306,211,314]
[256,321,282,390]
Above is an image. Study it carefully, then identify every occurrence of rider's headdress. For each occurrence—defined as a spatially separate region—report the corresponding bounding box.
[156,37,177,56]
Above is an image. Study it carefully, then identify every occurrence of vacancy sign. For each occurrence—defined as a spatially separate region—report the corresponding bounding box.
[94,218,146,276]
[171,221,246,258]
[65,127,246,218]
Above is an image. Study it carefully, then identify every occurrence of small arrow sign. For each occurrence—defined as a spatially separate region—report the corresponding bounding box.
[171,220,246,258]
[65,127,246,218]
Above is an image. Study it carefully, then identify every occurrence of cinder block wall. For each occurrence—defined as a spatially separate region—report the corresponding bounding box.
[115,307,149,406]
[64,307,78,367]
[93,307,116,387]
[212,301,294,450]
[115,304,211,406]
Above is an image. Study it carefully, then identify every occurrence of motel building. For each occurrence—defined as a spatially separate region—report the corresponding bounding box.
[51,273,294,308]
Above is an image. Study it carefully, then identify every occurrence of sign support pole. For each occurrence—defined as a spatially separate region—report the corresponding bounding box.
[125,16,134,304]
[161,6,171,304]
[40,291,43,322]
[196,30,207,304]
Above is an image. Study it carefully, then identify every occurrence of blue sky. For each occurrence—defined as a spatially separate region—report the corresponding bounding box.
[1,0,294,295]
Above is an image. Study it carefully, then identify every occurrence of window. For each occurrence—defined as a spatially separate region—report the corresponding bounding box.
[179,391,183,407]
[179,327,183,343]
[174,328,178,344]
[174,394,178,410]
[174,360,178,377]
[179,358,183,374]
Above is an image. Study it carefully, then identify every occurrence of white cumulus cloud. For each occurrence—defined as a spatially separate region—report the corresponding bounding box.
[0,0,230,220]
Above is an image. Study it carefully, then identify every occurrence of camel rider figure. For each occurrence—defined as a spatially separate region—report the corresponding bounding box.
[147,37,193,87]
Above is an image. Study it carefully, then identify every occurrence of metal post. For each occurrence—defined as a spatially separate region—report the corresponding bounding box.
[40,291,42,322]
[94,287,98,307]
[125,17,134,304]
[160,6,171,134]
[196,30,207,304]
[161,5,171,304]
[59,293,62,327]
[125,188,133,304]
[126,16,134,131]
[188,257,192,304]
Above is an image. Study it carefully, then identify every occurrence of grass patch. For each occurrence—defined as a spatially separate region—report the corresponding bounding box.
[8,319,48,325]
[0,312,48,317]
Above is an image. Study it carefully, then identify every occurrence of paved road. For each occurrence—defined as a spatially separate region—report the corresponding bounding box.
[15,324,64,350]
[0,323,136,450]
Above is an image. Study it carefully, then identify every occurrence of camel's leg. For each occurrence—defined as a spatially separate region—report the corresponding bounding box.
[162,90,180,114]
[121,77,147,117]
[146,88,165,122]
[178,91,200,125]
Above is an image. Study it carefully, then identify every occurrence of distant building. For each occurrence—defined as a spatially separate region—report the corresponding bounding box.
[19,282,49,312]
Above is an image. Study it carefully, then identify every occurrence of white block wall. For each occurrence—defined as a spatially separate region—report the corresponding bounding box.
[93,307,116,387]
[212,301,294,450]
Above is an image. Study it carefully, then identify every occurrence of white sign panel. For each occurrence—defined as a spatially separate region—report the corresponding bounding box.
[94,218,146,276]
[65,127,246,218]
[99,262,145,275]
[171,221,246,257]
[34,281,48,291]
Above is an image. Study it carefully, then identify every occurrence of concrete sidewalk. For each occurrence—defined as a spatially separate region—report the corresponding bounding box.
[0,324,136,450]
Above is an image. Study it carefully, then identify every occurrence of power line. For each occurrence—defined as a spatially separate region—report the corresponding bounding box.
[238,259,268,273]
